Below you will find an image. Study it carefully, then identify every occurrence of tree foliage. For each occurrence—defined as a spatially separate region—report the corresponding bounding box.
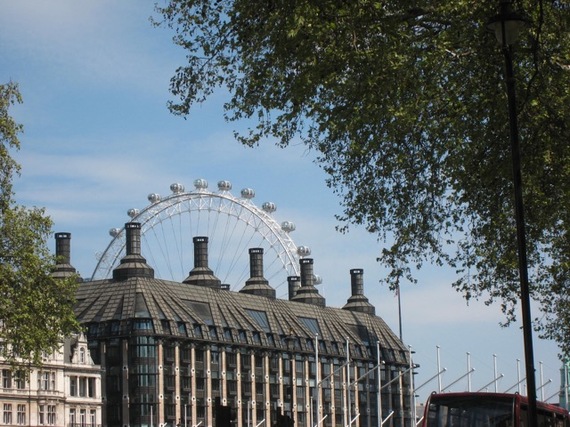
[154,1,570,352]
[0,82,81,367]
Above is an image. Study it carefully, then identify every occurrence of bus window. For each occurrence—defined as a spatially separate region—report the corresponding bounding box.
[426,395,513,427]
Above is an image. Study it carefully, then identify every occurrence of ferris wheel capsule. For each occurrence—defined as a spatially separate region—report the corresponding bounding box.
[297,246,311,257]
[127,208,140,218]
[217,180,232,192]
[170,183,185,194]
[262,202,276,213]
[194,179,208,190]
[314,274,322,285]
[109,228,122,238]
[241,188,255,199]
[148,193,161,204]
[281,221,296,233]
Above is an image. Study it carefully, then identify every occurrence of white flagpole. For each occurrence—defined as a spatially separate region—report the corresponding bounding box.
[377,341,382,427]
[347,339,351,427]
[316,334,320,427]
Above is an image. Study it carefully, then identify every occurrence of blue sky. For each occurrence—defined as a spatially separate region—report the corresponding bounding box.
[1,1,563,406]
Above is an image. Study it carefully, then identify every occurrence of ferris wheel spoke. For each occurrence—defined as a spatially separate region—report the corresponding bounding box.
[225,219,259,287]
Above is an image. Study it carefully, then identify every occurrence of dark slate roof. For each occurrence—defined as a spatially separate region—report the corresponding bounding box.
[74,275,408,365]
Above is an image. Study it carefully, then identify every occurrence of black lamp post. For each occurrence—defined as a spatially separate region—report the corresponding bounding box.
[487,2,538,427]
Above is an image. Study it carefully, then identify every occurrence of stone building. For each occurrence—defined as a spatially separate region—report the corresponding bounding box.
[0,332,103,427]
[67,223,414,427]
[0,232,103,427]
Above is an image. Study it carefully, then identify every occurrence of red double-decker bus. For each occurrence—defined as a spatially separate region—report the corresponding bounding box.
[421,392,570,427]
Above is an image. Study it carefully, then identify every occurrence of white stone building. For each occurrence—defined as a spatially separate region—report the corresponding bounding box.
[0,332,103,427]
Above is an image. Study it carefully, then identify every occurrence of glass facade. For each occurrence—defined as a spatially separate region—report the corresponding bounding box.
[85,321,413,427]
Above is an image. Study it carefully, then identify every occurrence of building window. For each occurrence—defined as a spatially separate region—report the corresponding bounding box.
[69,408,76,427]
[241,353,251,370]
[47,405,56,425]
[255,355,263,368]
[266,333,275,346]
[38,371,56,391]
[211,347,219,365]
[298,317,321,336]
[89,410,96,427]
[193,324,202,338]
[270,356,279,371]
[79,377,86,396]
[293,338,301,350]
[165,374,175,389]
[80,347,86,363]
[181,346,191,362]
[226,351,237,367]
[70,376,78,396]
[80,409,86,427]
[133,336,157,358]
[182,376,191,391]
[2,369,11,389]
[166,404,176,418]
[245,309,271,332]
[39,372,49,390]
[39,405,46,425]
[161,319,171,334]
[136,373,155,387]
[3,404,12,425]
[14,371,26,389]
[242,380,251,395]
[164,345,175,361]
[88,377,96,398]
[354,346,363,357]
[17,404,25,425]
[133,319,154,331]
[111,321,120,334]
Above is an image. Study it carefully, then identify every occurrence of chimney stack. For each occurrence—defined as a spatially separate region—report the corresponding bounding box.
[342,269,375,315]
[288,276,301,300]
[52,232,78,280]
[112,223,154,281]
[183,237,221,288]
[291,258,325,307]
[239,248,275,298]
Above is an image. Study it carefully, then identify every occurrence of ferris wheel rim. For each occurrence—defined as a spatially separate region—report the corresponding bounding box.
[90,181,306,285]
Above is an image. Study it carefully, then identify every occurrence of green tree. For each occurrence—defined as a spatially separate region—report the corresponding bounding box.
[154,1,570,352]
[0,82,81,367]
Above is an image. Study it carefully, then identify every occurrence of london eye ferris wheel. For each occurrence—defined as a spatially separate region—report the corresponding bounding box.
[91,179,314,296]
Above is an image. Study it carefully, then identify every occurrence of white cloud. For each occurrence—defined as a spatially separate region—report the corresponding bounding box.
[1,1,177,95]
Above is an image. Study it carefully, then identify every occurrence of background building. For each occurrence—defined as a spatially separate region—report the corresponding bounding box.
[0,232,103,427]
[0,332,103,427]
[65,223,414,427]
